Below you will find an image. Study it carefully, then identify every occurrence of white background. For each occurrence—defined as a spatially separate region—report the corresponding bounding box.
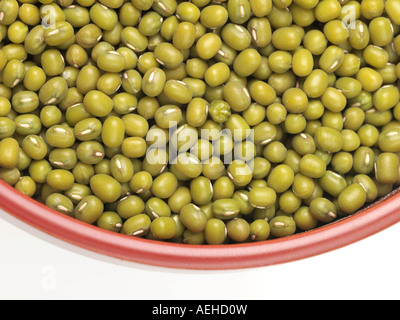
[1,206,400,300]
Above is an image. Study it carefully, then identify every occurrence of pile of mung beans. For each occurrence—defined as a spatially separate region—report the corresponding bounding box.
[1,0,400,245]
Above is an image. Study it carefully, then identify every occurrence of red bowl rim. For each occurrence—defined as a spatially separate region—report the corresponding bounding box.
[1,179,400,270]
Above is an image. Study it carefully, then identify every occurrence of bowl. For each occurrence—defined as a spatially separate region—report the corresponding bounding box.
[1,178,400,270]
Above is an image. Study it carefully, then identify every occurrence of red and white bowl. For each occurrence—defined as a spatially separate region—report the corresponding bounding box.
[1,179,400,270]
